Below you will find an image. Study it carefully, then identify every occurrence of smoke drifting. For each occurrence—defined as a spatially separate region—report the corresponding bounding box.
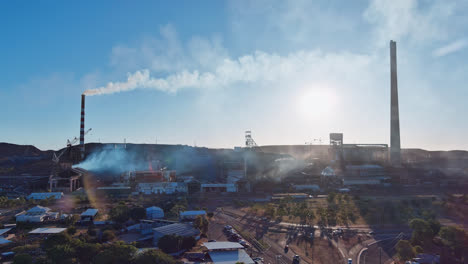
[73,146,147,175]
[83,50,372,96]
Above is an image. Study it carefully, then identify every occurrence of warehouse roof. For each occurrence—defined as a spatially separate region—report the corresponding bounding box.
[29,228,66,234]
[208,249,254,264]
[27,205,51,213]
[203,242,244,251]
[81,209,98,217]
[27,192,63,200]
[153,223,199,237]
[180,210,206,217]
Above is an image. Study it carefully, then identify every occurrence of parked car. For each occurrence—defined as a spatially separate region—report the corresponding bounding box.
[293,255,300,264]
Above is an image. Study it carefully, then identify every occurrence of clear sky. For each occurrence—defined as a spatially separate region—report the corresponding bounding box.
[1,0,468,151]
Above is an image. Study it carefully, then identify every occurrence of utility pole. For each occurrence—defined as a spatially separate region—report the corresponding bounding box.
[379,247,382,264]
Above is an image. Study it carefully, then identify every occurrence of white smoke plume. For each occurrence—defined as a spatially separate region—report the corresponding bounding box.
[83,50,372,96]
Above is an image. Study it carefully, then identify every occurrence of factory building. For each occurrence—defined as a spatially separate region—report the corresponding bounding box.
[201,183,237,193]
[136,182,187,195]
[153,223,200,246]
[27,192,63,200]
[343,165,389,185]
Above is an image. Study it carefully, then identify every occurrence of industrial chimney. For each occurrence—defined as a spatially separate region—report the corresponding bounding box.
[80,94,85,160]
[390,40,401,166]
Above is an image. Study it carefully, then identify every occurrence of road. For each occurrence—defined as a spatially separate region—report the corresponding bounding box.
[218,207,412,264]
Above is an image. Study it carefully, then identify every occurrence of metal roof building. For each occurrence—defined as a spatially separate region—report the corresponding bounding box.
[29,228,67,234]
[146,206,164,219]
[153,223,200,246]
[179,210,206,220]
[81,208,98,216]
[203,242,244,251]
[27,192,64,200]
[208,249,254,264]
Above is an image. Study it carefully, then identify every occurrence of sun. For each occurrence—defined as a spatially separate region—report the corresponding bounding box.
[297,88,338,119]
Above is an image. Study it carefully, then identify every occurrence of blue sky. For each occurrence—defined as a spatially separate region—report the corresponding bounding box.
[1,0,468,151]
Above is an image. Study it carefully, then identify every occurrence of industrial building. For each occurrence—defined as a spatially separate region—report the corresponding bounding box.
[27,192,63,200]
[136,182,187,195]
[343,165,389,185]
[153,223,200,246]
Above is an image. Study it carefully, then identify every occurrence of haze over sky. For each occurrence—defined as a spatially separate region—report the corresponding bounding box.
[1,0,468,151]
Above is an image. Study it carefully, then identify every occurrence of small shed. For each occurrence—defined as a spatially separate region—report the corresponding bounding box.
[81,208,98,221]
[146,206,164,219]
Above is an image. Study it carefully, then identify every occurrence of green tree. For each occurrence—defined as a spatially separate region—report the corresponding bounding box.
[67,226,77,235]
[409,218,433,246]
[130,206,146,221]
[75,242,101,264]
[158,235,181,253]
[46,244,76,264]
[181,236,196,250]
[133,249,179,264]
[413,245,424,254]
[43,233,72,251]
[102,230,116,242]
[109,203,130,223]
[13,253,33,264]
[396,240,415,261]
[327,192,336,203]
[93,241,137,264]
[193,215,209,234]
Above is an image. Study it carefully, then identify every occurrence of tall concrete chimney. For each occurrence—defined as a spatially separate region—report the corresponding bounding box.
[390,40,401,166]
[80,94,85,160]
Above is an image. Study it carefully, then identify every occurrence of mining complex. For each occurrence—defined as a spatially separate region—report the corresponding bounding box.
[0,41,467,264]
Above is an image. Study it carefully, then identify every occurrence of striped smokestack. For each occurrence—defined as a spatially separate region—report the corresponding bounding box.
[80,94,85,159]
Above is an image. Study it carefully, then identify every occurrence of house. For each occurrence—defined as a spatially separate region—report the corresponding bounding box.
[179,210,206,221]
[153,223,200,246]
[146,206,164,219]
[27,192,64,200]
[16,206,59,223]
[203,241,254,264]
[80,208,98,222]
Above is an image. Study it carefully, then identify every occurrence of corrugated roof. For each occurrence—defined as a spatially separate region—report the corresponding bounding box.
[208,249,254,264]
[81,209,98,216]
[180,210,206,216]
[153,223,199,237]
[29,228,66,234]
[0,228,12,236]
[203,242,244,251]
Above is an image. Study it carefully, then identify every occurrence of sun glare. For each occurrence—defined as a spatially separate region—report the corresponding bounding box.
[297,88,338,119]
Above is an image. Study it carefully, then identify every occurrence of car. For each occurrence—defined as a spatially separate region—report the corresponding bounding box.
[293,255,300,264]
[253,257,264,264]
[368,231,375,235]
[348,258,352,264]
